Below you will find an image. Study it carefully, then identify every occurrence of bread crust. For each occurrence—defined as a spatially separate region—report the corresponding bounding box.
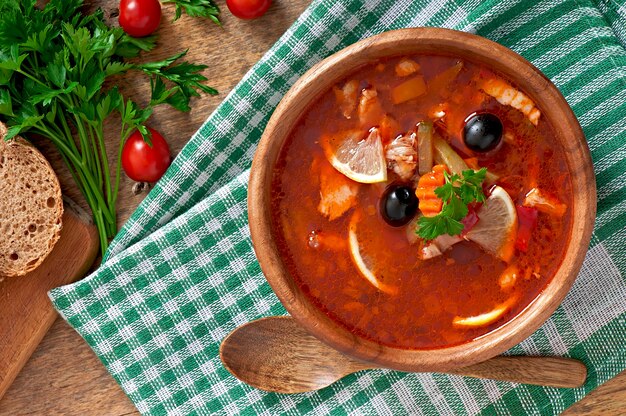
[0,122,64,277]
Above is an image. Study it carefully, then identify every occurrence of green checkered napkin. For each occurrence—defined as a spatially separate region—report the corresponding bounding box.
[49,0,626,414]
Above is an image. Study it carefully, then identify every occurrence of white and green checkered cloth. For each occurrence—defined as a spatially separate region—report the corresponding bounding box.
[49,0,626,414]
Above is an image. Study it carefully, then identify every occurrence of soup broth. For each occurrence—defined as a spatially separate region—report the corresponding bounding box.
[270,55,572,349]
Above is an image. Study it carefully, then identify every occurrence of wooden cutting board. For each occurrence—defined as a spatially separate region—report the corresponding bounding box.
[0,199,99,400]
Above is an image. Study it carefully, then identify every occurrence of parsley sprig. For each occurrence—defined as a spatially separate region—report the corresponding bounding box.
[417,168,488,241]
[162,0,221,24]
[0,0,217,256]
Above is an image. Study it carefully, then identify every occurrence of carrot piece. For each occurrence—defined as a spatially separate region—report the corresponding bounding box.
[418,199,443,213]
[391,76,427,104]
[416,164,448,217]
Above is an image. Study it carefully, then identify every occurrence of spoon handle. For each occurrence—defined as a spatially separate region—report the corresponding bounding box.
[446,356,587,388]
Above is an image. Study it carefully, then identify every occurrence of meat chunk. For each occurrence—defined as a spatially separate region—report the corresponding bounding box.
[385,131,417,180]
[312,157,359,221]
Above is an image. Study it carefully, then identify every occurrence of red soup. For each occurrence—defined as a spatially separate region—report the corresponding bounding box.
[271,55,572,349]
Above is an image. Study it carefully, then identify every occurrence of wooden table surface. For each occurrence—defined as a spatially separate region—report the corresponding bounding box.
[0,1,624,414]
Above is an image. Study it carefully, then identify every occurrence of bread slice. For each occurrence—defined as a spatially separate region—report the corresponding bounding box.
[0,122,63,278]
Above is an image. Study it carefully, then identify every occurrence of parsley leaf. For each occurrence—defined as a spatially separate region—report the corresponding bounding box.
[417,168,487,241]
[161,0,221,24]
[458,168,487,204]
[418,214,465,241]
[445,191,469,220]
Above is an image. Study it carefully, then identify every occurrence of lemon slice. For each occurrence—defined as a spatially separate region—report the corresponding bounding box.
[323,128,387,184]
[348,213,399,294]
[452,303,508,327]
[452,296,518,327]
[466,186,518,263]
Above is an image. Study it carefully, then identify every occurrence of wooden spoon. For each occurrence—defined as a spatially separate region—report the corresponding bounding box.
[220,316,587,393]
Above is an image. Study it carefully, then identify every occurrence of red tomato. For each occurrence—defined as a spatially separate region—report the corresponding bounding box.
[122,128,171,182]
[119,0,162,37]
[226,0,271,19]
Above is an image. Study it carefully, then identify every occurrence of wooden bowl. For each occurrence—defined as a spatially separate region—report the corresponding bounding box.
[248,28,596,372]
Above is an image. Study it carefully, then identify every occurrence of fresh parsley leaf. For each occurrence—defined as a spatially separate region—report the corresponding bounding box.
[161,0,221,24]
[417,167,487,241]
[47,63,66,88]
[136,50,217,112]
[418,214,464,241]
[114,34,158,58]
[434,178,455,202]
[0,52,27,72]
[444,192,469,220]
[458,168,487,204]
[104,61,133,77]
[0,88,13,116]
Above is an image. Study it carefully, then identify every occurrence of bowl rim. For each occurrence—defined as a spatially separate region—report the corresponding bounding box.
[248,27,596,372]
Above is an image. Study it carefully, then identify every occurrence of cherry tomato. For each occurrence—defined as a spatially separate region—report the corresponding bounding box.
[119,0,162,37]
[226,0,271,19]
[122,127,171,182]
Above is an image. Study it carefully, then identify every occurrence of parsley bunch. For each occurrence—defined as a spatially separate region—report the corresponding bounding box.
[0,0,217,256]
[417,168,488,240]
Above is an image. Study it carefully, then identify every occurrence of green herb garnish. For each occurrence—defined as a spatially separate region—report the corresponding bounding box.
[162,0,221,24]
[0,0,217,256]
[417,168,487,240]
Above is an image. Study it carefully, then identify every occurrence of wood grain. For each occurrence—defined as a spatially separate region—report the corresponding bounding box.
[221,317,587,394]
[0,200,99,400]
[0,1,623,414]
[448,356,587,389]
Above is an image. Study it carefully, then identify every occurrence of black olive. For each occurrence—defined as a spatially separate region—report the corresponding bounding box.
[380,184,418,227]
[463,112,503,152]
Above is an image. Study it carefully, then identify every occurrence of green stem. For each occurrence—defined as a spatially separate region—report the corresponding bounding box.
[112,144,123,209]
[59,114,80,155]
[38,125,110,255]
[112,124,132,208]
[81,175,109,255]
[95,125,117,239]
[74,163,113,253]
[35,124,116,226]
[53,115,109,239]
[93,208,110,255]
[88,124,103,189]
[33,126,83,167]
[96,126,113,206]
[80,167,115,225]
[74,115,91,167]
